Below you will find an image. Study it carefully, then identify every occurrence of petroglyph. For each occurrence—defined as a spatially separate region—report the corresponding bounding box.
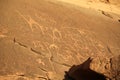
[0,0,120,80]
[33,41,48,51]
[60,52,73,62]
[0,27,8,38]
[49,44,59,49]
[52,28,62,43]
[36,42,57,72]
[78,29,86,35]
[0,35,7,38]
[59,27,107,59]
[32,41,49,53]
[16,10,44,34]
[33,41,43,48]
[32,41,54,58]
[36,59,45,65]
[35,13,57,25]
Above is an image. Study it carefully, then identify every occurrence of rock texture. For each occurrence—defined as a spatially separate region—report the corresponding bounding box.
[64,58,107,80]
[109,0,120,4]
[55,0,120,16]
[0,0,120,80]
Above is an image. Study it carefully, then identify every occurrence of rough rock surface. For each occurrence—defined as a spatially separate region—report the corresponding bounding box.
[55,0,120,16]
[0,0,120,80]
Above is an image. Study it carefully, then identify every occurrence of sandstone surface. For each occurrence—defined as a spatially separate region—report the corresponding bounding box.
[0,0,120,80]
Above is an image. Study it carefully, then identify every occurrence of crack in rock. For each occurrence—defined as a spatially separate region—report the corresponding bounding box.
[17,74,25,77]
[109,58,112,69]
[13,38,45,57]
[101,11,113,18]
[50,56,71,67]
[13,38,28,48]
[38,67,48,73]
[37,76,48,80]
[107,46,112,54]
[31,48,43,56]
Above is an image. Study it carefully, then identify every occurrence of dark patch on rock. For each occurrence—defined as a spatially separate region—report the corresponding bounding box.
[101,11,113,18]
[63,57,108,80]
[118,19,120,22]
[100,0,110,3]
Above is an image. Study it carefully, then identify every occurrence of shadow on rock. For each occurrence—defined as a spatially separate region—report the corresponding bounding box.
[63,57,107,80]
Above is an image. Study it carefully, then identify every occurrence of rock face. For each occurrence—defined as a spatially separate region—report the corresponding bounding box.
[0,0,120,80]
[64,58,107,80]
[110,56,120,80]
[91,0,120,4]
[109,0,120,4]
[56,0,120,15]
[91,0,109,3]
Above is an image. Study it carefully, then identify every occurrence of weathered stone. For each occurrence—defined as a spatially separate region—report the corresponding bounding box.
[0,0,120,80]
